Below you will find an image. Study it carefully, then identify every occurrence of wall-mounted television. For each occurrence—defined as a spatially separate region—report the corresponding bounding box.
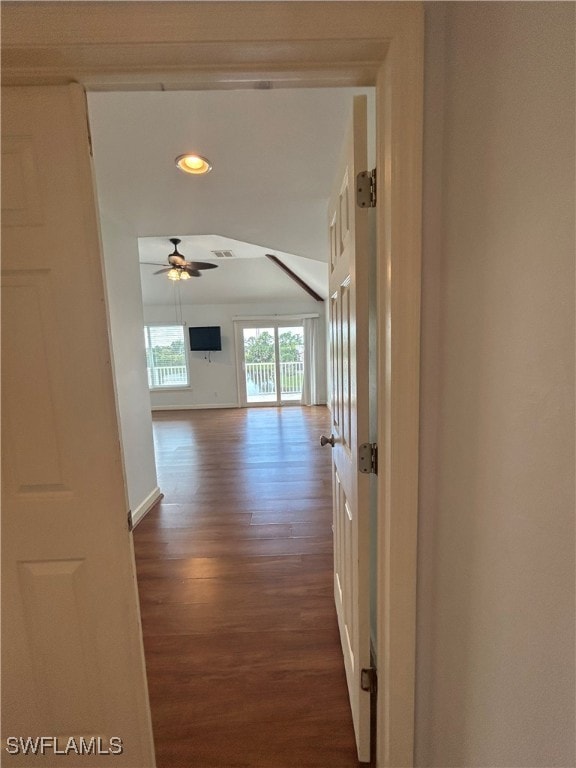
[189,326,222,352]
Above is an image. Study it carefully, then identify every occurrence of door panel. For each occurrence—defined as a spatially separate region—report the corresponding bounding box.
[277,325,304,402]
[242,326,278,403]
[328,96,371,762]
[1,85,155,766]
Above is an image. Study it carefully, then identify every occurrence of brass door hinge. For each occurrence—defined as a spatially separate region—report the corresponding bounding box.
[358,442,378,474]
[356,168,377,208]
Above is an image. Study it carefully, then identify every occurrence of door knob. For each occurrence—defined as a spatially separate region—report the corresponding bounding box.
[320,434,335,447]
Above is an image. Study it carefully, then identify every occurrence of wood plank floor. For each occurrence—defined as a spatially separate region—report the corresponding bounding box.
[134,406,360,768]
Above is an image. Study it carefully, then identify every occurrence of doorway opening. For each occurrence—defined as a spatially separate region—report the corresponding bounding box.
[235,320,307,406]
[241,324,304,404]
[4,6,424,766]
[87,84,376,765]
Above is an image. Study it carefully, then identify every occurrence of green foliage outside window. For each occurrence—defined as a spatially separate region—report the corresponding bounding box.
[244,331,303,363]
[149,339,185,367]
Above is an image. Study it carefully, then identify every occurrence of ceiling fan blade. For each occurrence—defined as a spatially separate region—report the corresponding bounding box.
[141,262,167,266]
[185,269,202,277]
[153,268,171,275]
[185,261,218,271]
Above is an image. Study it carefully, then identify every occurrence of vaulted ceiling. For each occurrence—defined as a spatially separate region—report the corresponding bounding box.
[88,87,373,304]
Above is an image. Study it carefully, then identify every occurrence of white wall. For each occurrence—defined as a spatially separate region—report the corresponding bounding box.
[416,4,575,767]
[99,214,160,521]
[143,300,327,409]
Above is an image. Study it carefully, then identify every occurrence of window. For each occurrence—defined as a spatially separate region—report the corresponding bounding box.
[144,325,190,389]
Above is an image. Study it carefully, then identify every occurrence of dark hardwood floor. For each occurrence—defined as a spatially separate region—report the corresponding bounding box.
[133,406,359,768]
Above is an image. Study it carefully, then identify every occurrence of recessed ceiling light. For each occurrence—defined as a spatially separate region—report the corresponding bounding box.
[175,154,212,175]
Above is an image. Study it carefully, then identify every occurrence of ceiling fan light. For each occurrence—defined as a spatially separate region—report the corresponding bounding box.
[167,268,181,281]
[175,154,212,175]
[179,271,191,280]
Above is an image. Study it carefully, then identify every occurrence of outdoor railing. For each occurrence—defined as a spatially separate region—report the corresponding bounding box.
[148,365,188,388]
[245,361,304,396]
[147,361,303,394]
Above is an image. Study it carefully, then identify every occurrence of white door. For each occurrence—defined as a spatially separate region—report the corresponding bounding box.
[325,96,372,762]
[1,86,155,766]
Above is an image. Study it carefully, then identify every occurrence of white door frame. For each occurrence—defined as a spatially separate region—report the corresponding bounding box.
[2,5,423,765]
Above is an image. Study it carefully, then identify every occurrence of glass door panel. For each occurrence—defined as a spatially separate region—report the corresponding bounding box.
[242,327,278,404]
[278,325,304,402]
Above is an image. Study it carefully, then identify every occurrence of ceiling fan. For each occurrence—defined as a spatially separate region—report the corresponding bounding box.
[142,238,218,281]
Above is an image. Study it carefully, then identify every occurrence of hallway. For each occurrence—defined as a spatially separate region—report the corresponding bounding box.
[133,406,359,767]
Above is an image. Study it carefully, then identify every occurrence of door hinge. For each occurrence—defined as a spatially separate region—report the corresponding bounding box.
[127,509,133,532]
[361,667,378,694]
[358,442,378,474]
[356,168,377,208]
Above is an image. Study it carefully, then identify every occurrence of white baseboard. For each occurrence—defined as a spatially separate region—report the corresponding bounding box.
[131,486,163,528]
[151,403,239,411]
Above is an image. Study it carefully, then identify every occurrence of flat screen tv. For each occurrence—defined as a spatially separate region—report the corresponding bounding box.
[189,326,222,352]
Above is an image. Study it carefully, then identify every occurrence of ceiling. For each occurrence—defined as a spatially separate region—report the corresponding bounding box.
[88,87,373,305]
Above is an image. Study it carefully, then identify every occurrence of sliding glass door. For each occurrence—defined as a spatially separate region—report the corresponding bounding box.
[238,323,304,405]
